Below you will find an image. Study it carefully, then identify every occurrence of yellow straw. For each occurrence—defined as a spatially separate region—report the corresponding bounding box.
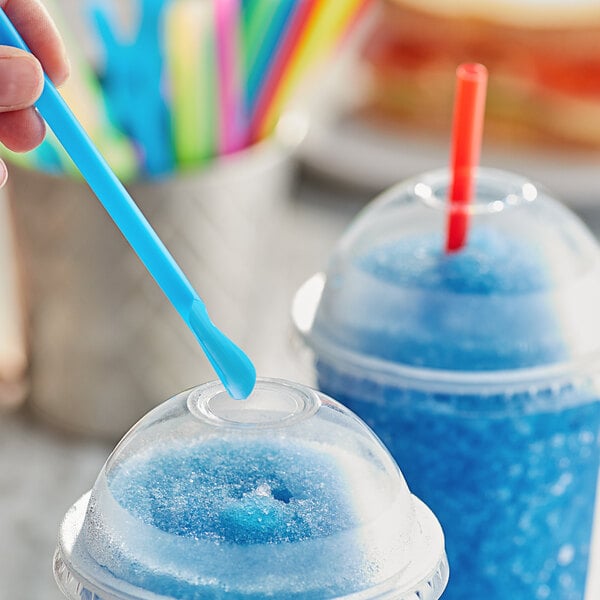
[165,0,215,167]
[257,0,366,138]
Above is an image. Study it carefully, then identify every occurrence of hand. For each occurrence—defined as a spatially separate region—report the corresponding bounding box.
[0,0,69,186]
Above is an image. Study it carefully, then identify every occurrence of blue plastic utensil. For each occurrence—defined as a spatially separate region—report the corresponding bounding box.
[0,8,256,399]
[89,0,173,176]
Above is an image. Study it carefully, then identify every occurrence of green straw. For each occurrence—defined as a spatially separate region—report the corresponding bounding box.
[166,0,216,167]
[242,0,279,82]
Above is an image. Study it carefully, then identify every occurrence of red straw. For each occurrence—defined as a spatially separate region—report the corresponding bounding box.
[446,63,488,253]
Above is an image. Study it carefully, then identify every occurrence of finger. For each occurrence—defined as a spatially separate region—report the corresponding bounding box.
[0,46,42,111]
[1,0,70,86]
[0,105,45,151]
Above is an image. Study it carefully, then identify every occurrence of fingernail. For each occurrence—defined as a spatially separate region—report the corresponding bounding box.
[0,161,7,189]
[0,55,43,109]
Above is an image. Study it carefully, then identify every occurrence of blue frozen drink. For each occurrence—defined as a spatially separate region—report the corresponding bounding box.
[54,378,448,599]
[294,169,600,600]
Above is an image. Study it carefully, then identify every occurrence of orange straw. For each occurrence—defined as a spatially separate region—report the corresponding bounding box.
[446,63,488,253]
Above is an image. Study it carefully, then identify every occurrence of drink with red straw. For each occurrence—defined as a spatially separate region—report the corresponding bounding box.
[294,65,600,600]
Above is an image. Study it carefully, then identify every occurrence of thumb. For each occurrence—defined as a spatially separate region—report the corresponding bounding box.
[0,46,43,112]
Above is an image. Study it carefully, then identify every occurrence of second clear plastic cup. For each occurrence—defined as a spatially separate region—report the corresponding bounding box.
[294,168,600,600]
[54,378,448,600]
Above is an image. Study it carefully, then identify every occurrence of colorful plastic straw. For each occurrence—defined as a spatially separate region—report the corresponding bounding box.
[243,0,297,115]
[0,0,138,179]
[0,8,256,400]
[243,0,278,82]
[215,0,247,154]
[43,0,138,180]
[166,0,216,167]
[90,0,174,177]
[251,0,368,140]
[1,0,368,174]
[446,63,488,253]
[249,0,317,142]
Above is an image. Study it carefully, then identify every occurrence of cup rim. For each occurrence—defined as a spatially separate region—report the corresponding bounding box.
[55,493,448,600]
[187,378,321,430]
[292,273,600,395]
[405,167,540,215]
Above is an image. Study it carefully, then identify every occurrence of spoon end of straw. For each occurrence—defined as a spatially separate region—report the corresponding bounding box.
[189,300,257,400]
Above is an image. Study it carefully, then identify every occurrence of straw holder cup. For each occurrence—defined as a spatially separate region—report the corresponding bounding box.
[8,136,297,439]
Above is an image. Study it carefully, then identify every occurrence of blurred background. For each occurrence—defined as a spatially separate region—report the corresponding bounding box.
[0,0,600,597]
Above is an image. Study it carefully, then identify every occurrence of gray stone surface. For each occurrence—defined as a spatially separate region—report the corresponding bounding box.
[0,411,109,600]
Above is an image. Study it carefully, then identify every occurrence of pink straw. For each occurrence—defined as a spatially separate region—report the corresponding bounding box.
[215,0,246,154]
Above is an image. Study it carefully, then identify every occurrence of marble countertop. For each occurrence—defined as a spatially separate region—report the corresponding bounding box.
[1,173,600,599]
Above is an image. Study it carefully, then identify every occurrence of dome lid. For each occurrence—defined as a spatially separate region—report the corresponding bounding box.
[55,378,448,600]
[294,168,600,390]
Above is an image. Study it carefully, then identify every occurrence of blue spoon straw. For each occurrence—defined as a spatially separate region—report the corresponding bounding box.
[0,8,256,399]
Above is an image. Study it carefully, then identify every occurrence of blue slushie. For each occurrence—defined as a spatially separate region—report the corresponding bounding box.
[54,379,449,600]
[295,169,600,600]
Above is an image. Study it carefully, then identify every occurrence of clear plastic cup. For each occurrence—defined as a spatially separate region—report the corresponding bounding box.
[53,378,448,600]
[293,168,600,600]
